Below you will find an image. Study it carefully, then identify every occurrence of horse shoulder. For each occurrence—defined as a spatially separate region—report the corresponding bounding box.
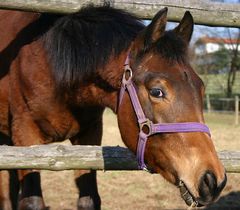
[0,75,10,136]
[9,40,80,144]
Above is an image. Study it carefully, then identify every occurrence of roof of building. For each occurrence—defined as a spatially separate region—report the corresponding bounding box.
[195,36,240,45]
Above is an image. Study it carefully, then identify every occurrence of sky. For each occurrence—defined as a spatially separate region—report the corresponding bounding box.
[165,23,239,45]
[219,0,239,2]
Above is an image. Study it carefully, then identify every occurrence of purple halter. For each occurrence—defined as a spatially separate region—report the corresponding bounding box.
[119,57,211,171]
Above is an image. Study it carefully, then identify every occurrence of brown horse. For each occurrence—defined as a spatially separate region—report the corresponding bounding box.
[0,5,226,210]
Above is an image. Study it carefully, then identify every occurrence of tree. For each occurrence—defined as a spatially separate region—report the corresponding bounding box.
[193,30,240,97]
[226,29,240,97]
[211,0,240,97]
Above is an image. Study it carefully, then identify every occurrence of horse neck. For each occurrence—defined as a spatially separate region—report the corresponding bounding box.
[72,51,128,112]
[97,51,129,111]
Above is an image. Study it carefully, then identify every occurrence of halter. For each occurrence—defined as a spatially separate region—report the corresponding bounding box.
[118,57,211,171]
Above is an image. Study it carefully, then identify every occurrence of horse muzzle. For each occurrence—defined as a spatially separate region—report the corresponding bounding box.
[179,171,227,207]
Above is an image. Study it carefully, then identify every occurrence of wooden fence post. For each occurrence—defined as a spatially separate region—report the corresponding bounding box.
[206,94,211,113]
[235,95,239,125]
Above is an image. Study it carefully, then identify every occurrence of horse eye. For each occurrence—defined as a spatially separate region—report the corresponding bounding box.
[149,88,164,98]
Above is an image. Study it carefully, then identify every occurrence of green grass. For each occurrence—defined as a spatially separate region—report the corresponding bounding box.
[200,72,240,95]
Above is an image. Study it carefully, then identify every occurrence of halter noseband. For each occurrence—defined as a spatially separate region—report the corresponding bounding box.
[118,57,211,171]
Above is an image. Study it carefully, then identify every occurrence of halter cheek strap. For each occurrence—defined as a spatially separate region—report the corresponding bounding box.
[119,58,211,171]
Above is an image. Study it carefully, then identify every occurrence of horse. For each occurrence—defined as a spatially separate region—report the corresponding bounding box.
[0,5,227,210]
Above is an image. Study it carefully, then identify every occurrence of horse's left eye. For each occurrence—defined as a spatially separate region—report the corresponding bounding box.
[149,88,164,98]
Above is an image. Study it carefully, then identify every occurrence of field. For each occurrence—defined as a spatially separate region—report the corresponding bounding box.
[40,110,240,210]
[200,72,240,95]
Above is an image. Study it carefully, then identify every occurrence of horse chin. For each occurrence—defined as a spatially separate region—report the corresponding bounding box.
[178,180,202,207]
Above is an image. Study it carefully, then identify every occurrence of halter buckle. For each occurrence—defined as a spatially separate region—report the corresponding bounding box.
[139,119,152,136]
[122,65,133,85]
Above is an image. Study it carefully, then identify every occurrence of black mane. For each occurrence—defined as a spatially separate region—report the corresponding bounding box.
[44,5,144,93]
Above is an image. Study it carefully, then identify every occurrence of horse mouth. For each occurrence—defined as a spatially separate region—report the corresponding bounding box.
[178,180,201,207]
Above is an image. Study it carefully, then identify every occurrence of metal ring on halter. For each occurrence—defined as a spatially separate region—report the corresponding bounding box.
[139,119,152,136]
[122,67,133,85]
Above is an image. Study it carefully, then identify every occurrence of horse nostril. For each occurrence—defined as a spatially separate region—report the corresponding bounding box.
[198,171,227,205]
[198,171,217,203]
[204,172,217,192]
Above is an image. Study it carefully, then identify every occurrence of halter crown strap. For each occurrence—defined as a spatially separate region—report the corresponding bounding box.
[119,57,211,171]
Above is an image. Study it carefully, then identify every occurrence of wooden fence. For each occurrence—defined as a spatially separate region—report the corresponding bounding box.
[0,0,239,27]
[0,145,239,173]
[206,95,240,125]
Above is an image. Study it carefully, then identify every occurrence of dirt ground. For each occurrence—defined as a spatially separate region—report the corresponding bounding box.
[40,110,240,210]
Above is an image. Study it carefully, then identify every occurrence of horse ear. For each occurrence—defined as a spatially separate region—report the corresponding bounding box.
[144,7,168,46]
[174,11,194,43]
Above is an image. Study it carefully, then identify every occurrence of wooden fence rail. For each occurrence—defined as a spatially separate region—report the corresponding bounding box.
[0,0,239,27]
[0,145,239,173]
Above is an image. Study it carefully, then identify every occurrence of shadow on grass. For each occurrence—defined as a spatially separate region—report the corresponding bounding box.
[151,191,240,210]
[204,191,240,210]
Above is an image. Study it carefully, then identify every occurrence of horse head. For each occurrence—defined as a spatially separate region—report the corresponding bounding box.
[117,8,226,207]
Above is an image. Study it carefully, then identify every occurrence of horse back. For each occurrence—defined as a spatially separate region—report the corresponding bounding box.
[0,10,39,51]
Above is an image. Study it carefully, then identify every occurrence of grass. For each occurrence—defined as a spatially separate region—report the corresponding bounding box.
[200,72,240,95]
[40,110,240,210]
[204,112,240,151]
[205,112,236,126]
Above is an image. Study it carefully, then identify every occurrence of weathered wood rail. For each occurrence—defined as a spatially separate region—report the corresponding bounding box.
[0,145,239,173]
[0,0,239,27]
